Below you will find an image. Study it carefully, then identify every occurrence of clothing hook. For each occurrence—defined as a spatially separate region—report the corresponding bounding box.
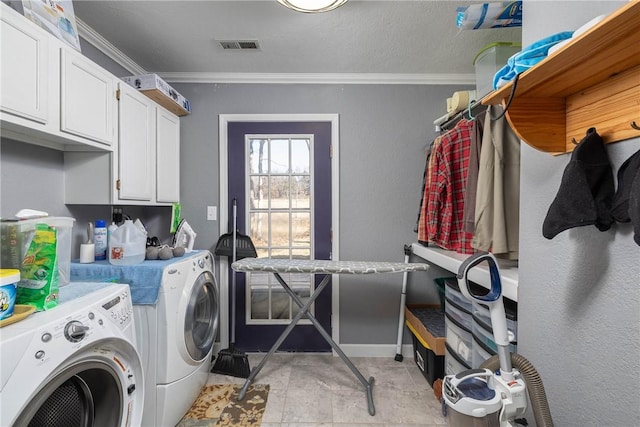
[467,100,476,120]
[631,121,640,131]
[571,138,579,145]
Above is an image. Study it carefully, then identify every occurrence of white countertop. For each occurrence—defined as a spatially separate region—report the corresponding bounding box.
[411,243,518,302]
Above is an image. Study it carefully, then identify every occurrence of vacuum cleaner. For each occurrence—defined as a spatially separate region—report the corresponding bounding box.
[442,252,554,427]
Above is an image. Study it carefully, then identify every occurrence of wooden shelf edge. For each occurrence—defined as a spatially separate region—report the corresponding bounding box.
[411,243,518,302]
[483,1,640,105]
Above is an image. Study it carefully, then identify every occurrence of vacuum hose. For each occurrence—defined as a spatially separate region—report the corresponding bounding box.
[480,353,554,427]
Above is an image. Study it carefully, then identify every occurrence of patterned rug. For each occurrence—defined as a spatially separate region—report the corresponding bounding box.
[176,384,270,427]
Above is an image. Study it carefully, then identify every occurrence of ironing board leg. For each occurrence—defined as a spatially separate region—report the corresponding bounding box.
[237,274,332,401]
[273,273,376,416]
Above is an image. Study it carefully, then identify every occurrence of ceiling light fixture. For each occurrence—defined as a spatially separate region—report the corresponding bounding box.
[277,0,348,13]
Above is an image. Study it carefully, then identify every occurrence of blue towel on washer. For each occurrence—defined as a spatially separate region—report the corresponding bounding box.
[70,251,203,305]
[493,31,573,90]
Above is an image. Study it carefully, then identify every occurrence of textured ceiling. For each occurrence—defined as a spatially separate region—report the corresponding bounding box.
[72,0,522,79]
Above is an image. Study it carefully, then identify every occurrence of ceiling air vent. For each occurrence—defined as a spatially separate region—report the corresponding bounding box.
[219,40,261,50]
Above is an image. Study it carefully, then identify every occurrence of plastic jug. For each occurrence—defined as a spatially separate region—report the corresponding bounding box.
[108,220,146,265]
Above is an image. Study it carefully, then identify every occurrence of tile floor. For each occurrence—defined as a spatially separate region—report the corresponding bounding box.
[206,353,447,427]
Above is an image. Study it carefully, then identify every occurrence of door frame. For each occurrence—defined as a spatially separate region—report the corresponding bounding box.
[218,113,340,351]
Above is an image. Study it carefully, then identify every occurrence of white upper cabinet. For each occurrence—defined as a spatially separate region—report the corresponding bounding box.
[0,3,115,150]
[155,107,180,203]
[65,84,180,206]
[0,8,49,124]
[60,48,116,147]
[117,82,155,202]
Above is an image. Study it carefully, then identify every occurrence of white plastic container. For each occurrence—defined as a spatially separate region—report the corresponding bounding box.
[473,42,521,99]
[1,217,75,286]
[108,220,146,265]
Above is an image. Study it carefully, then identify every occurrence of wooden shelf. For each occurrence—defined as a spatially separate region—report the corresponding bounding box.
[411,243,518,302]
[483,1,640,154]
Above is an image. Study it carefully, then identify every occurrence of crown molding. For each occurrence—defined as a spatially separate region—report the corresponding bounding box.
[158,72,476,85]
[76,19,475,86]
[76,18,146,75]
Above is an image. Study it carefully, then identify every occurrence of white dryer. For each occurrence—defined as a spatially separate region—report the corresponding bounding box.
[134,250,219,427]
[0,283,143,427]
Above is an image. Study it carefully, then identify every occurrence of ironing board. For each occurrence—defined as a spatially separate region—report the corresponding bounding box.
[231,258,430,416]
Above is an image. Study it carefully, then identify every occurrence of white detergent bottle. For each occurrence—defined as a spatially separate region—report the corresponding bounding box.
[108,220,146,265]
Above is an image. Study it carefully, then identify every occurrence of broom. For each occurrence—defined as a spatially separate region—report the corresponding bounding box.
[211,199,251,378]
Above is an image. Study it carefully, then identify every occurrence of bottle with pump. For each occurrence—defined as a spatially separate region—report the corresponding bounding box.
[94,220,108,261]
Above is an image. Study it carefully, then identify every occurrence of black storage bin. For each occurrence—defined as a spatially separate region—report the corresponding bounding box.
[411,331,444,387]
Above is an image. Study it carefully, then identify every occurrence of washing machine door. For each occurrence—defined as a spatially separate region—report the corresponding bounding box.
[184,270,219,361]
[14,361,125,427]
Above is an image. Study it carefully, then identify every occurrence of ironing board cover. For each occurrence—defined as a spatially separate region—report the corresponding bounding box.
[232,258,430,274]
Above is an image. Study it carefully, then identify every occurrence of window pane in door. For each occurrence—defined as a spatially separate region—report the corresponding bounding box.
[249,139,268,174]
[246,135,314,324]
[291,139,310,173]
[270,139,289,173]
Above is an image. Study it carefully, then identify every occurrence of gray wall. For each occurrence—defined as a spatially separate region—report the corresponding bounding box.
[173,82,466,343]
[1,76,464,341]
[518,1,639,424]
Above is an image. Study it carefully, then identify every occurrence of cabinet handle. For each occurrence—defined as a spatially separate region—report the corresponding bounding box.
[116,179,121,190]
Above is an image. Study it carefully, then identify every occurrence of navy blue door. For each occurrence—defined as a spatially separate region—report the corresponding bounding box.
[228,121,332,352]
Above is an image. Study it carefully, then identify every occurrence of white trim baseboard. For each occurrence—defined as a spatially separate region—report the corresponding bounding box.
[332,343,415,359]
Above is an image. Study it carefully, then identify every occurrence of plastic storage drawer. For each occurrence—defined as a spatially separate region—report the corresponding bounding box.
[473,298,518,341]
[472,314,517,354]
[444,278,473,312]
[472,335,496,368]
[445,343,471,376]
[445,296,473,331]
[445,312,473,367]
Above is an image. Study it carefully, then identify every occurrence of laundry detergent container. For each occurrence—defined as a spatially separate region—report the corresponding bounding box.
[0,269,20,320]
[1,217,75,287]
[108,220,146,265]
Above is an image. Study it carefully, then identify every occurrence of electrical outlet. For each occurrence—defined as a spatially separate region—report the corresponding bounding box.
[207,206,217,221]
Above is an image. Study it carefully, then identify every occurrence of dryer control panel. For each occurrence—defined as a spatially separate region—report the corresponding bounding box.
[99,288,134,330]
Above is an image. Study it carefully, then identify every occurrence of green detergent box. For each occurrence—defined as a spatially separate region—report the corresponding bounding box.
[1,217,75,287]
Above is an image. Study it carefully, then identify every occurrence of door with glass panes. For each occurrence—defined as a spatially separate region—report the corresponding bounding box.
[228,121,332,352]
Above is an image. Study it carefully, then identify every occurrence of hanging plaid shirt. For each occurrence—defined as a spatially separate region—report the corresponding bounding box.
[425,120,475,254]
[417,136,441,243]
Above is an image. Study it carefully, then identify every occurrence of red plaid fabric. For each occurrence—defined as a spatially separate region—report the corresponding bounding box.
[417,137,441,243]
[425,120,475,254]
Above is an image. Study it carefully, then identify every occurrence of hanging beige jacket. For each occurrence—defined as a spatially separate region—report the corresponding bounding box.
[472,105,520,260]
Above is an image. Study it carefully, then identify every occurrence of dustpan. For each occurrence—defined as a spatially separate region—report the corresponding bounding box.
[214,231,257,260]
[214,199,257,260]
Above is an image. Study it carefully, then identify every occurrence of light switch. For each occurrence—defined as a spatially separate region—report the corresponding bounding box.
[207,206,217,221]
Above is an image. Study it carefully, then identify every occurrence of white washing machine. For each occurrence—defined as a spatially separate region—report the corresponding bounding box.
[0,282,143,427]
[134,250,219,427]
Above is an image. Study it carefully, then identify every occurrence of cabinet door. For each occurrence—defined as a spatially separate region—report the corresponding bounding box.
[156,107,180,203]
[117,83,155,202]
[60,48,116,146]
[0,9,49,124]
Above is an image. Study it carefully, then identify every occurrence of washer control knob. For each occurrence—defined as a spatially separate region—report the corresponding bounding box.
[41,332,52,343]
[64,321,89,342]
[198,258,205,269]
